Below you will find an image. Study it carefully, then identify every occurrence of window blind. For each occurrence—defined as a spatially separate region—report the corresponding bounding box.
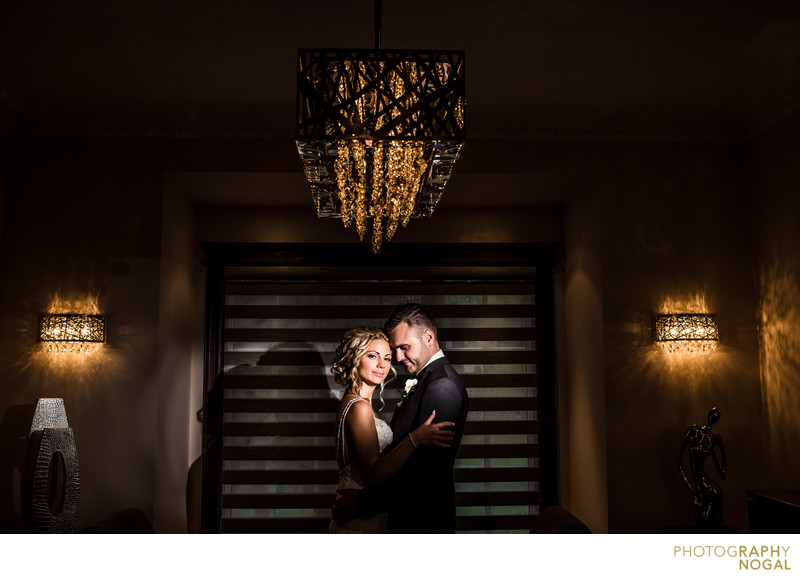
[217,273,541,533]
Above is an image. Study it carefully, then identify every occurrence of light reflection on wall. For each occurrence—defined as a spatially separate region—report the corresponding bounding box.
[645,340,725,385]
[757,239,800,486]
[46,295,102,316]
[660,294,712,314]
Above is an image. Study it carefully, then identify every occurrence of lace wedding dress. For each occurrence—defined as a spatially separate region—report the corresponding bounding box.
[329,397,393,533]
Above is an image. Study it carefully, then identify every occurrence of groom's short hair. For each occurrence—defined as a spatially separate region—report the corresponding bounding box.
[385,303,437,338]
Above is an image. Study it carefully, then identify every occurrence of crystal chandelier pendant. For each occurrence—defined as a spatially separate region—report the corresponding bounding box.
[296,49,465,253]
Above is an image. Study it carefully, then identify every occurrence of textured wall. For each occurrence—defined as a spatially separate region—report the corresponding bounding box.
[750,110,800,491]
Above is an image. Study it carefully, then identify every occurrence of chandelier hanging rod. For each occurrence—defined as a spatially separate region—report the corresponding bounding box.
[375,0,381,50]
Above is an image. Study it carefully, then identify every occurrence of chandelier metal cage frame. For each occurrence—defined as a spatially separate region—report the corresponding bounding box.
[295,44,466,253]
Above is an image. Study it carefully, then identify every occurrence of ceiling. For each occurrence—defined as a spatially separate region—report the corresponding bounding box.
[2,1,800,218]
[2,0,800,137]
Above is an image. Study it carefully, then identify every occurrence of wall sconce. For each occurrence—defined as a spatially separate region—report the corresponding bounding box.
[39,314,106,354]
[654,313,719,353]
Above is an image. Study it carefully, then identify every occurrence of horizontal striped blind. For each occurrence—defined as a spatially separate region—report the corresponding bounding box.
[219,275,540,533]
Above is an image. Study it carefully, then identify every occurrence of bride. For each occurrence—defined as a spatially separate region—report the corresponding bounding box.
[329,326,454,533]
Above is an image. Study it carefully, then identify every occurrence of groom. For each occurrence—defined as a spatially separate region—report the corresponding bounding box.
[334,303,469,533]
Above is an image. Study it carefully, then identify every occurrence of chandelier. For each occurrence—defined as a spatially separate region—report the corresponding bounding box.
[295,6,465,253]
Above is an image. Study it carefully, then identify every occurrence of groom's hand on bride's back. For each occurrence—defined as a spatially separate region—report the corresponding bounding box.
[333,489,359,523]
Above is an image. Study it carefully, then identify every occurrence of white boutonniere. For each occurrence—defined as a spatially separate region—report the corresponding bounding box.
[397,378,418,408]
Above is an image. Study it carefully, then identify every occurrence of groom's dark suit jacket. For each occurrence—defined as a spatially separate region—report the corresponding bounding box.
[356,355,469,533]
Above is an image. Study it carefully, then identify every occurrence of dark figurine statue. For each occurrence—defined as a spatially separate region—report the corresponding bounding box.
[678,406,726,528]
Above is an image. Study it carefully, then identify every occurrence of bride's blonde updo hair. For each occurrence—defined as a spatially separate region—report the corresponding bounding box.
[331,326,396,410]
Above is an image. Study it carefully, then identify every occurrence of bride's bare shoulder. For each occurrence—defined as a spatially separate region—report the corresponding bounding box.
[341,397,374,426]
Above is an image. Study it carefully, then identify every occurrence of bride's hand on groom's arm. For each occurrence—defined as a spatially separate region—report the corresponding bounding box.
[412,410,455,448]
[333,489,359,523]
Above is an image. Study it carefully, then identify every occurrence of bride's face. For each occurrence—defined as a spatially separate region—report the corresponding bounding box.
[357,339,393,387]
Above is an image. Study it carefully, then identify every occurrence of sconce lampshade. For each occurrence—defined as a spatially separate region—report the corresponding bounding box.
[40,314,106,352]
[654,313,719,352]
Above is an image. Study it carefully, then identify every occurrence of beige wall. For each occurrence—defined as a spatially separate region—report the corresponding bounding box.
[595,146,764,532]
